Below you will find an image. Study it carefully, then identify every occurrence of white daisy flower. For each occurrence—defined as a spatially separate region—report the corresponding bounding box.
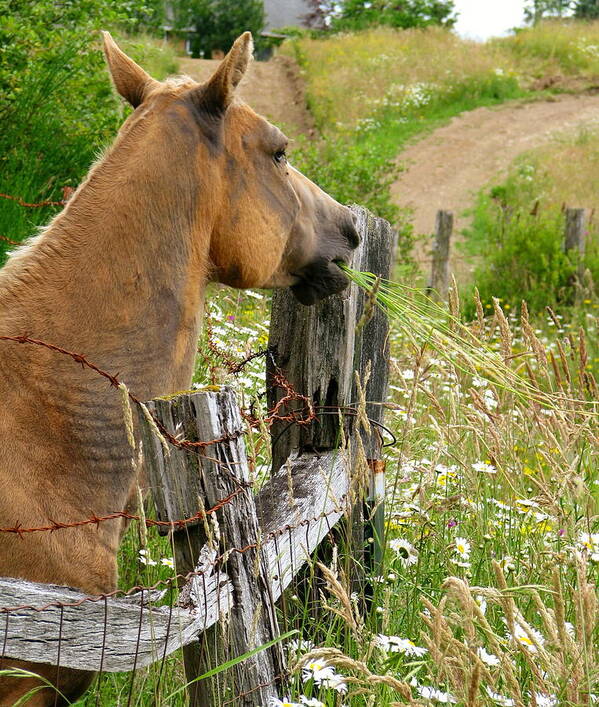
[376,634,428,656]
[472,460,497,474]
[577,532,599,562]
[477,646,500,666]
[300,698,325,707]
[138,549,157,566]
[485,686,515,706]
[453,537,471,559]
[301,660,334,685]
[509,623,545,653]
[416,685,457,703]
[389,538,419,567]
[269,698,302,707]
[531,693,558,707]
[160,557,174,569]
[475,595,487,615]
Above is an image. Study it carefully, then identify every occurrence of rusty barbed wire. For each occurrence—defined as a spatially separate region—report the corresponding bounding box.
[0,235,21,246]
[0,499,348,615]
[0,487,245,537]
[0,190,70,209]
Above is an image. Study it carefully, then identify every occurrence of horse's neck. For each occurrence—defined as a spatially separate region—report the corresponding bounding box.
[0,146,209,399]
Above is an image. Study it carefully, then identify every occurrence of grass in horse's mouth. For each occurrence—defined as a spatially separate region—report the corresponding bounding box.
[341,264,596,417]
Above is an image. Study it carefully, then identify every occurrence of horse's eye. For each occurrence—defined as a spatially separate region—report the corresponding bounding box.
[274,149,287,164]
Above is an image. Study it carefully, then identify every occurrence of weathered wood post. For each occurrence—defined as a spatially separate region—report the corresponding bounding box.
[427,210,453,301]
[267,205,394,592]
[564,207,586,298]
[138,389,284,707]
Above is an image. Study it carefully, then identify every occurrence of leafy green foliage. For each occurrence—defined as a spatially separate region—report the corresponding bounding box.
[172,0,265,57]
[462,160,598,313]
[0,2,177,262]
[573,0,599,18]
[305,0,457,31]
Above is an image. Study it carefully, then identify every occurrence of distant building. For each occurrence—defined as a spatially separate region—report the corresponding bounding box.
[263,0,311,29]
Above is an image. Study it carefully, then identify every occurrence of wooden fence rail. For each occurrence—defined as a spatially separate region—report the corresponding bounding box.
[0,205,393,706]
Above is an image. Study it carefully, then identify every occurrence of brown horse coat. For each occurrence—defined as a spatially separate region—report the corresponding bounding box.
[0,32,357,705]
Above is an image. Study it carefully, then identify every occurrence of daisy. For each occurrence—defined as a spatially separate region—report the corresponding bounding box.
[389,538,419,567]
[416,685,457,703]
[477,646,500,666]
[508,623,545,653]
[485,686,515,706]
[376,634,428,657]
[138,549,157,566]
[269,699,302,707]
[302,660,335,685]
[472,460,497,474]
[300,698,325,707]
[531,693,557,707]
[160,557,174,569]
[577,532,599,562]
[453,537,471,559]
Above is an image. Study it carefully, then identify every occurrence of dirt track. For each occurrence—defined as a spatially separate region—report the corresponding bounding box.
[391,94,599,270]
[180,57,599,274]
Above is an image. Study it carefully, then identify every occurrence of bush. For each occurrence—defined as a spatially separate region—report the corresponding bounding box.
[462,159,598,313]
[0,2,178,262]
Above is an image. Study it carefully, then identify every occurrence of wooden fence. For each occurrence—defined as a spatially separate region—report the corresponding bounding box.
[427,206,590,301]
[0,206,394,706]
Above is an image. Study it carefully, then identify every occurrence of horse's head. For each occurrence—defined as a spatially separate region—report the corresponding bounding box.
[103,32,358,306]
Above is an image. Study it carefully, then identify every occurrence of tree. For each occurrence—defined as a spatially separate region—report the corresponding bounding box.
[305,0,457,31]
[573,0,599,18]
[524,0,572,23]
[174,0,265,57]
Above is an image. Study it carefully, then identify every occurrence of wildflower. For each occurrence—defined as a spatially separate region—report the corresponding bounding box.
[389,538,418,567]
[508,622,545,653]
[269,698,302,707]
[477,646,500,666]
[416,685,457,703]
[475,595,487,615]
[472,460,497,474]
[577,532,599,562]
[376,634,427,657]
[401,369,415,381]
[287,638,314,655]
[300,698,325,707]
[301,659,347,692]
[160,557,174,569]
[498,556,516,572]
[138,549,157,566]
[531,694,557,707]
[485,686,515,706]
[453,537,471,560]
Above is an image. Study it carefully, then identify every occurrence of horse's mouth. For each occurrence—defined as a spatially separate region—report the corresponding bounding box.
[290,258,350,306]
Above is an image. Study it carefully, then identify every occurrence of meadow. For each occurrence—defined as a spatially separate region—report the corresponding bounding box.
[0,17,597,707]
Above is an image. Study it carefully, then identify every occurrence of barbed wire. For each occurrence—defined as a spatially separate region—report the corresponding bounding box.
[0,499,347,615]
[0,190,69,209]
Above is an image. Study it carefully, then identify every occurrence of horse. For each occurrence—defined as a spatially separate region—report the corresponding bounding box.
[0,31,358,705]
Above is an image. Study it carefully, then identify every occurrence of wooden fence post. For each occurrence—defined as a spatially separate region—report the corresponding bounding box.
[564,207,586,296]
[267,205,394,591]
[427,210,453,301]
[138,389,284,707]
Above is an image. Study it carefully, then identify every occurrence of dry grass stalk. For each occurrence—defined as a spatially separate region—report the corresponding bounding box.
[492,297,513,363]
[316,561,363,639]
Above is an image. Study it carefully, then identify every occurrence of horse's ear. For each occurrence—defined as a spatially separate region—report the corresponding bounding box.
[102,31,159,108]
[201,32,253,113]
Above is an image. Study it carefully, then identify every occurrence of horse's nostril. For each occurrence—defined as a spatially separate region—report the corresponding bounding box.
[344,220,360,249]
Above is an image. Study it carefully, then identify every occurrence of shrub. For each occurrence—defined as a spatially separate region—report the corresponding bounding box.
[0,2,178,262]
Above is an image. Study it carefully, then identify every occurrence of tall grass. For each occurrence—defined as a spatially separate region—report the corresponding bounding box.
[282,27,522,132]
[496,19,599,77]
[0,34,178,265]
[462,126,599,312]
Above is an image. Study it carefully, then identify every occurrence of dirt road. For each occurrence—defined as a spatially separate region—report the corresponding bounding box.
[180,57,599,275]
[391,94,599,270]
